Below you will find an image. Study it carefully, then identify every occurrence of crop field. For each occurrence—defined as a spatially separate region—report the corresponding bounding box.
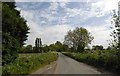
[2,52,58,75]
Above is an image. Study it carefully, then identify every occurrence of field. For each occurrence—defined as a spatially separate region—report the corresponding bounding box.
[2,52,58,75]
[63,50,120,73]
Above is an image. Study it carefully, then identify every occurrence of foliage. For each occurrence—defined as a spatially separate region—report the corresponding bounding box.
[35,38,42,52]
[92,45,103,50]
[42,45,49,53]
[2,52,58,75]
[109,10,120,54]
[49,44,57,51]
[2,3,29,65]
[48,41,69,52]
[2,33,19,65]
[64,27,94,52]
[60,44,69,52]
[19,45,33,53]
[54,41,62,52]
[63,50,120,73]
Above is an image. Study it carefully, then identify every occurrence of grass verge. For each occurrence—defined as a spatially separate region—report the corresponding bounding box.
[2,52,58,75]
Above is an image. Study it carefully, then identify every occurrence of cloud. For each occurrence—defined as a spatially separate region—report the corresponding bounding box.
[15,0,88,2]
[18,7,74,46]
[15,1,120,48]
[41,24,74,45]
[85,24,113,48]
[26,23,74,46]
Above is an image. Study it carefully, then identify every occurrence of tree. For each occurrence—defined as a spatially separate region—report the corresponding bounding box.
[110,10,120,54]
[92,45,103,50]
[55,41,62,52]
[2,2,29,65]
[64,27,94,52]
[61,44,69,52]
[42,45,49,53]
[25,45,33,53]
[106,46,112,50]
[49,44,56,51]
[19,45,33,53]
[35,38,42,53]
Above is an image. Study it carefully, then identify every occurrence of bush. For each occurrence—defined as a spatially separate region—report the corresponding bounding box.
[2,33,20,65]
[63,50,120,73]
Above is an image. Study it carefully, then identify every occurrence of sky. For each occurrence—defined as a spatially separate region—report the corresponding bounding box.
[15,0,120,48]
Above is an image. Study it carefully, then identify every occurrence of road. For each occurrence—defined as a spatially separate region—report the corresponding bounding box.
[32,53,110,74]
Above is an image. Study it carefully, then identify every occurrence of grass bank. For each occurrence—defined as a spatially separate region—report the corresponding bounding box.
[2,52,58,75]
[63,50,120,73]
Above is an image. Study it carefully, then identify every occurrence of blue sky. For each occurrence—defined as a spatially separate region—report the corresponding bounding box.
[15,0,119,48]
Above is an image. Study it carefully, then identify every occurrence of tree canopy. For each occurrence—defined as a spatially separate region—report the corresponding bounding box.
[2,2,29,65]
[64,27,94,52]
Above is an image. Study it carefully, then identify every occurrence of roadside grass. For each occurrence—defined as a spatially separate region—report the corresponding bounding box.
[2,52,58,75]
[63,50,120,73]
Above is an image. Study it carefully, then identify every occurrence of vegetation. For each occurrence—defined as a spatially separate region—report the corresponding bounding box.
[63,50,120,73]
[48,41,69,52]
[92,45,104,50]
[2,52,58,75]
[19,45,33,53]
[109,10,120,56]
[64,27,94,52]
[2,2,29,65]
[2,1,120,75]
[62,8,120,73]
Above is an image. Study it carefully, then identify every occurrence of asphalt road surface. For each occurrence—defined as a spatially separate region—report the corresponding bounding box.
[32,53,110,74]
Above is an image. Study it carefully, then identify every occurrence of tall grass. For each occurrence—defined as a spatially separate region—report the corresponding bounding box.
[2,52,58,75]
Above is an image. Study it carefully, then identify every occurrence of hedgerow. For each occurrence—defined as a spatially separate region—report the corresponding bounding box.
[63,50,120,73]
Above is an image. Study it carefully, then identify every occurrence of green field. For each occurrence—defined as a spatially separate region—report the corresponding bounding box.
[2,52,58,75]
[63,50,120,73]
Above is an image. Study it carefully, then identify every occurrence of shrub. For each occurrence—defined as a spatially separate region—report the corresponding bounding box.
[63,50,120,73]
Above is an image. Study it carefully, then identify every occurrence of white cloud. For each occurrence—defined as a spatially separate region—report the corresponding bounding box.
[66,8,82,17]
[90,0,119,17]
[85,24,113,48]
[26,23,74,46]
[59,2,67,8]
[49,2,59,11]
[41,24,74,45]
[16,1,120,48]
[19,9,74,45]
[64,0,119,20]
[15,0,89,2]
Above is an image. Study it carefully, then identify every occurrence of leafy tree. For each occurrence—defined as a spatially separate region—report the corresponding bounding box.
[2,2,29,65]
[106,46,112,50]
[25,45,33,53]
[92,45,103,50]
[64,27,94,52]
[109,10,120,54]
[42,45,49,53]
[49,44,56,51]
[55,41,62,52]
[48,41,68,52]
[61,44,69,52]
[2,33,19,65]
[35,38,42,53]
